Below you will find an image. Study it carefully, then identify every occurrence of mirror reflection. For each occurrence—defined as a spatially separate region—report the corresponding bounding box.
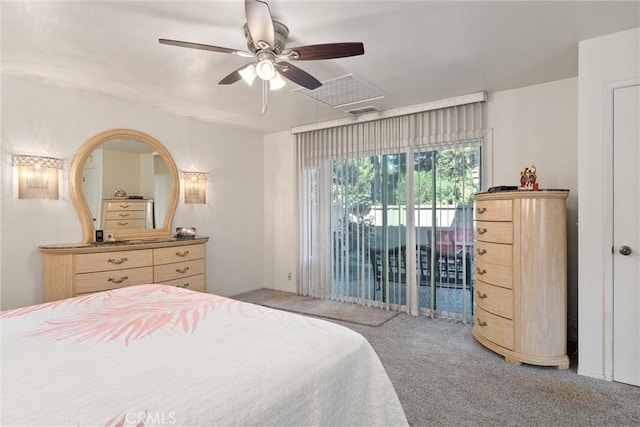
[81,138,172,232]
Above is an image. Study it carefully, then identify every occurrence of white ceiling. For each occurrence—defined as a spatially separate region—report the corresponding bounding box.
[2,1,638,134]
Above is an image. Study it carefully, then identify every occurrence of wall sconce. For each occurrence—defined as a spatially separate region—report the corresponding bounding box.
[180,171,208,204]
[12,155,63,200]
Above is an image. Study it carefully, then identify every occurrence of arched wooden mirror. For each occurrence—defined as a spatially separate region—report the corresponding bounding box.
[71,129,179,243]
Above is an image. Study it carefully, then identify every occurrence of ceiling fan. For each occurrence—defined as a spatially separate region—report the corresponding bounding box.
[159,0,364,93]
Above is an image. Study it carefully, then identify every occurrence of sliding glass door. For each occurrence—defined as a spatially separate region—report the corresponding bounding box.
[331,154,407,308]
[414,146,480,321]
[330,143,480,321]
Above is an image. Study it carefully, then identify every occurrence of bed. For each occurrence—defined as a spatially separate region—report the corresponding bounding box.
[1,284,408,426]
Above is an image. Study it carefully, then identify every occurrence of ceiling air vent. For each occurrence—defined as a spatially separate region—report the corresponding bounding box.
[347,106,380,115]
[294,74,384,108]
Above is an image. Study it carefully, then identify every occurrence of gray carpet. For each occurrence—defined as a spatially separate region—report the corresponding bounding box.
[232,288,398,327]
[232,290,640,426]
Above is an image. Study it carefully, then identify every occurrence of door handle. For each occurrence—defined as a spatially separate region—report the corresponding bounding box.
[619,246,632,256]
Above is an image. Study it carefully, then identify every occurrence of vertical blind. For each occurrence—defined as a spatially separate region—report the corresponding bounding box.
[295,101,484,316]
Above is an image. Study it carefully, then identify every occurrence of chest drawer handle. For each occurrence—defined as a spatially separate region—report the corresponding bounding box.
[476,291,488,299]
[176,267,190,274]
[176,250,190,258]
[108,276,128,284]
[476,228,488,235]
[120,204,130,209]
[476,248,487,255]
[108,257,128,265]
[118,222,129,226]
[118,213,130,217]
[477,318,487,327]
[476,268,487,275]
[476,207,487,214]
[176,283,190,289]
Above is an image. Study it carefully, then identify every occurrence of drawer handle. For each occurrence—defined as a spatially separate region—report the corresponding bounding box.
[476,291,488,299]
[477,318,487,327]
[118,213,130,217]
[476,207,487,214]
[120,204,130,209]
[176,283,190,289]
[476,248,487,255]
[476,228,488,235]
[476,268,487,275]
[108,276,128,284]
[176,250,190,258]
[176,267,190,274]
[107,257,128,265]
[118,222,129,226]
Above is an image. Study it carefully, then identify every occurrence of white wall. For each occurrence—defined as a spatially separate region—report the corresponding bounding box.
[263,78,580,331]
[1,76,265,309]
[577,28,639,380]
[263,130,297,293]
[485,77,579,340]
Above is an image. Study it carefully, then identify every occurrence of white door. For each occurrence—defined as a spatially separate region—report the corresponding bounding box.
[613,84,640,386]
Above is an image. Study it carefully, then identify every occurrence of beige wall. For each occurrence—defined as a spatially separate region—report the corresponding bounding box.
[102,149,143,197]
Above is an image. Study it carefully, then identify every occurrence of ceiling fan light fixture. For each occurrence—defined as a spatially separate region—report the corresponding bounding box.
[269,72,286,91]
[239,64,257,86]
[256,59,276,81]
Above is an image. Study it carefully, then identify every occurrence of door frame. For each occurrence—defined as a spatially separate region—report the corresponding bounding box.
[602,78,639,381]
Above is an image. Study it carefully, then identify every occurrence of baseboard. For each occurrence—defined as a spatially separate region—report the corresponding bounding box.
[577,367,606,381]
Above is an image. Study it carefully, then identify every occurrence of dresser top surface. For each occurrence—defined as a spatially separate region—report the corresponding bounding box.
[40,236,209,254]
[475,189,569,200]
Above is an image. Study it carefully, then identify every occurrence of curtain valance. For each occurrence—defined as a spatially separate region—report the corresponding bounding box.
[295,102,484,160]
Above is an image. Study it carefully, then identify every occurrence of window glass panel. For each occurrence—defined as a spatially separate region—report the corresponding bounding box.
[415,145,480,320]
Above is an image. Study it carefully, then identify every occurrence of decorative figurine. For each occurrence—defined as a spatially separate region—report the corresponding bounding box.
[519,165,538,190]
[113,189,128,200]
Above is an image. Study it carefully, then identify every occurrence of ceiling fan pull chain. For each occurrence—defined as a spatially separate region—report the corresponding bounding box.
[262,80,268,114]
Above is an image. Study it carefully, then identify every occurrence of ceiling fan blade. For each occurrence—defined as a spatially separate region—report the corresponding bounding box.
[159,38,253,57]
[283,42,365,60]
[276,62,322,90]
[245,0,274,48]
[219,63,257,85]
[219,67,245,85]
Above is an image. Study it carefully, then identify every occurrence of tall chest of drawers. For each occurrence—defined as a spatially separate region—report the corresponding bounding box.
[41,237,208,302]
[473,190,569,369]
[101,199,154,231]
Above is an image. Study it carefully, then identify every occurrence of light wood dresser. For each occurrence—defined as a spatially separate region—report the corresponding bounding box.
[40,237,208,302]
[472,190,569,369]
[101,199,154,230]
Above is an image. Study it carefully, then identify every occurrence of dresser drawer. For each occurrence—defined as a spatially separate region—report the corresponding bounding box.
[474,241,513,266]
[104,210,147,221]
[154,259,205,282]
[103,201,146,211]
[76,250,153,273]
[159,274,205,292]
[474,259,513,289]
[475,199,512,221]
[475,279,513,319]
[475,306,514,350]
[474,221,513,244]
[76,267,153,293]
[154,244,205,265]
[103,219,147,230]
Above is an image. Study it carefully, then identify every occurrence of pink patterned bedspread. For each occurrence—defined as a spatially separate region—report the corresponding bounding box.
[1,285,407,426]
